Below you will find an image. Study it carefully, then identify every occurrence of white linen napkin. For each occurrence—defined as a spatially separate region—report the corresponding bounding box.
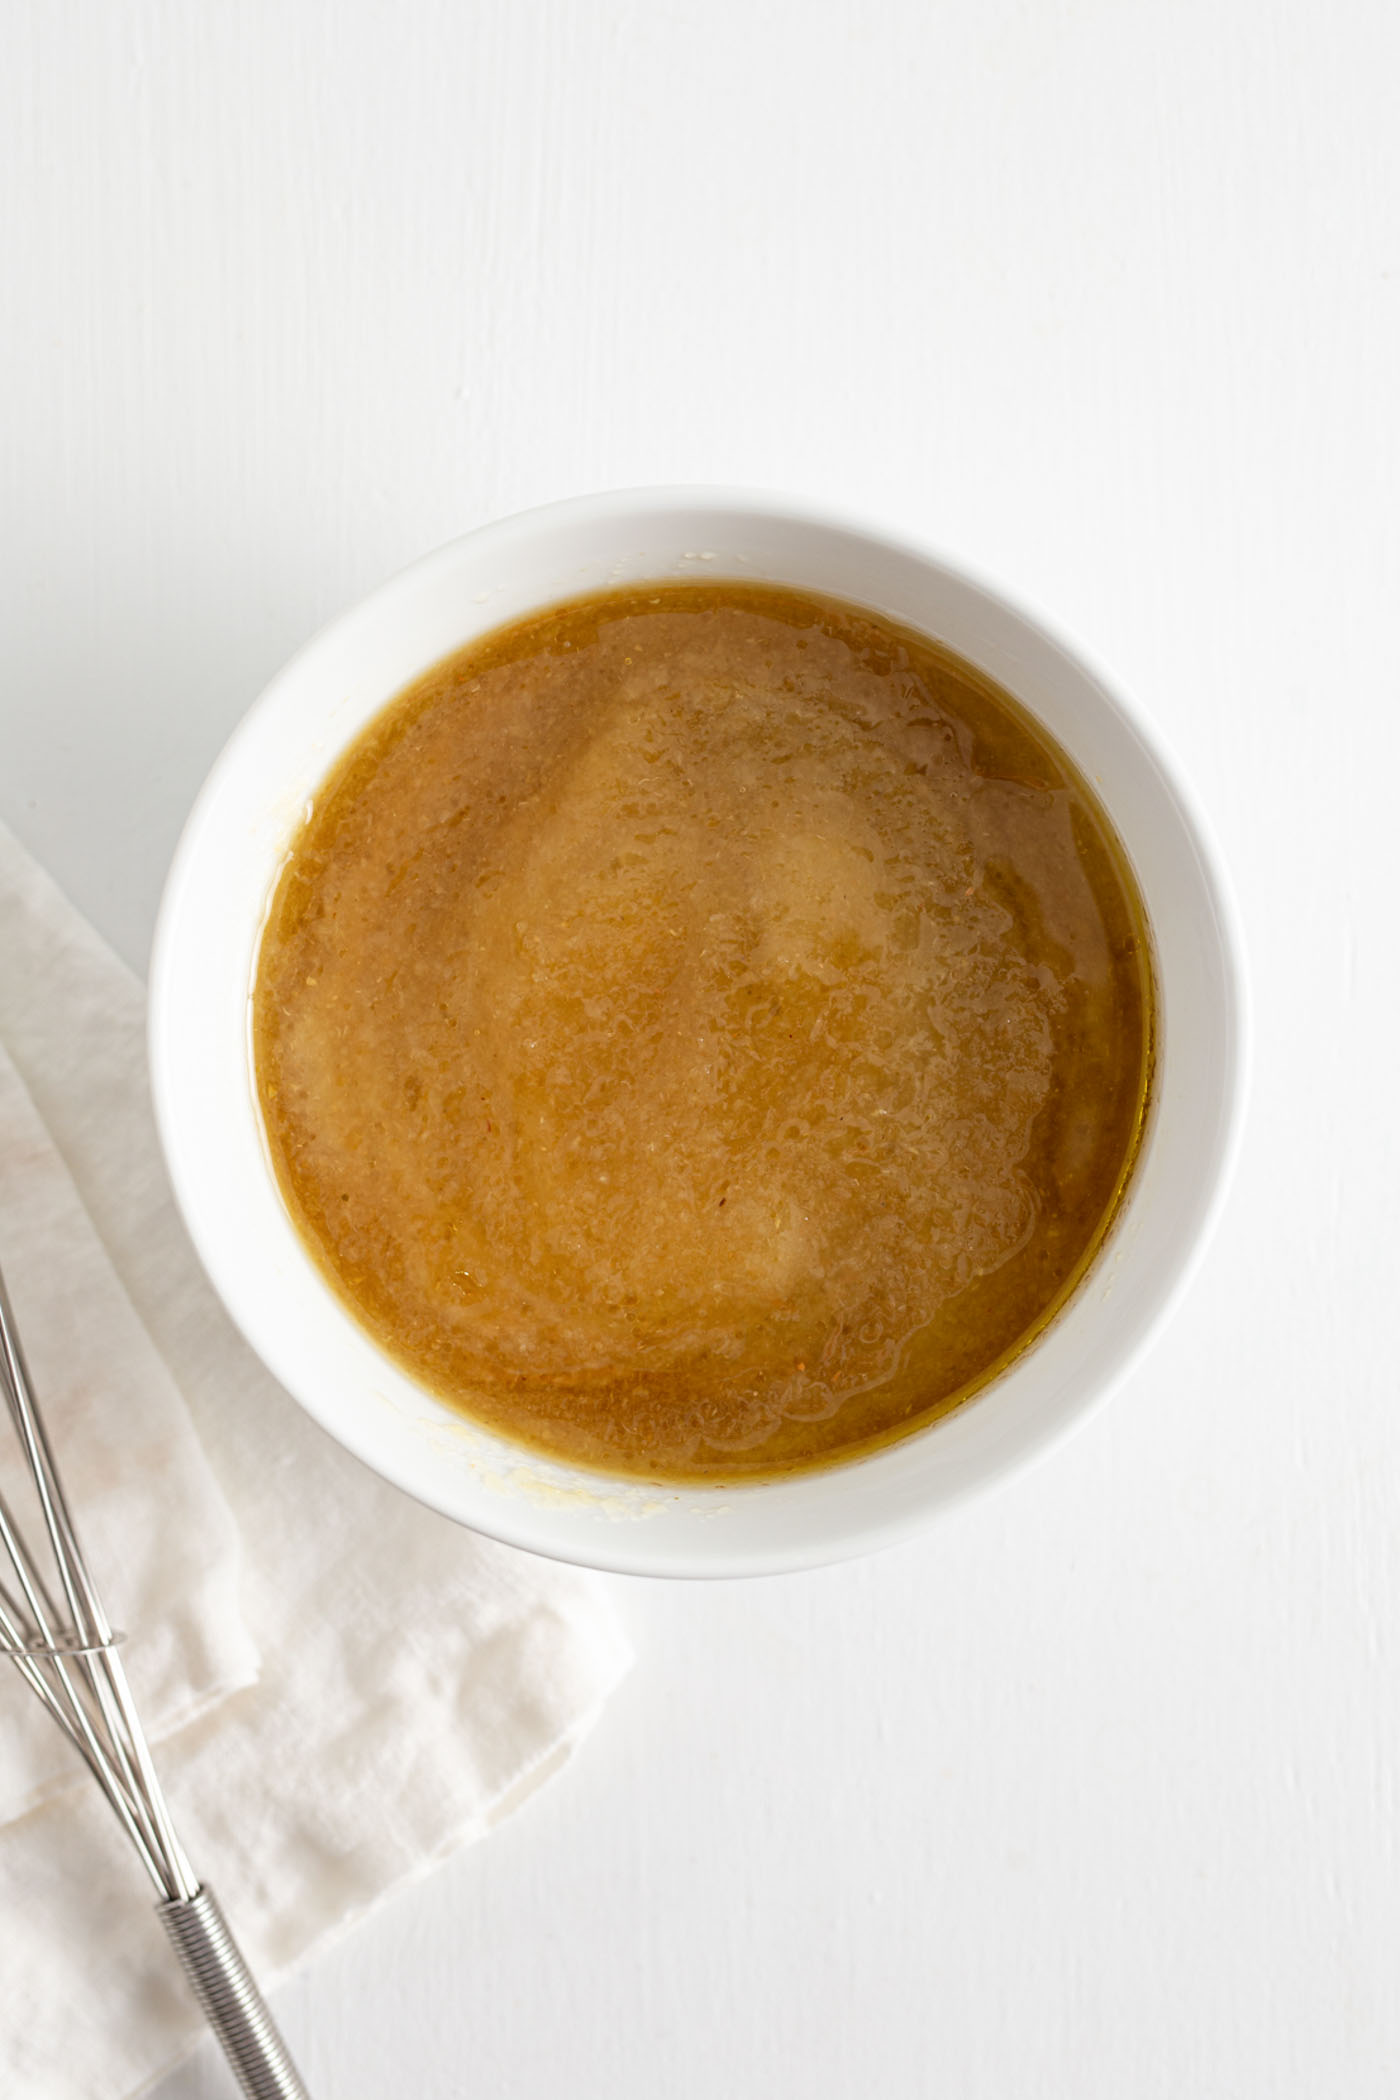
[0,820,632,2100]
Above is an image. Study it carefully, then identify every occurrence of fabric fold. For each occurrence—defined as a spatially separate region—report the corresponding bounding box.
[0,1039,258,1823]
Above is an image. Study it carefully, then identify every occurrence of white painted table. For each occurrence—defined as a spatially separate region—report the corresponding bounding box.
[4,4,1398,2092]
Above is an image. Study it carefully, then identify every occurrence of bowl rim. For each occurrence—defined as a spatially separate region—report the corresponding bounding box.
[149,484,1250,1577]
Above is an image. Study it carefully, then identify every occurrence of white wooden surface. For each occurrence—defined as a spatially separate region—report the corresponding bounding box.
[4,2,1399,2093]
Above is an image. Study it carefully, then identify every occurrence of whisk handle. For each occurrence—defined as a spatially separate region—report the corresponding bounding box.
[158,1886,311,2100]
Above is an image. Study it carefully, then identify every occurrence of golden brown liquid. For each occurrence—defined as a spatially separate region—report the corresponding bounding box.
[254,583,1153,1482]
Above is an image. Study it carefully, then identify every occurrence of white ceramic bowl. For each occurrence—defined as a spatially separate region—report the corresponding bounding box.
[150,488,1247,1578]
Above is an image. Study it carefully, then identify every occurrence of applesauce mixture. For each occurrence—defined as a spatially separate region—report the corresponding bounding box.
[253,582,1153,1482]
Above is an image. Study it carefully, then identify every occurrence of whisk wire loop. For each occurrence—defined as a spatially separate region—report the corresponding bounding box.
[0,1257,309,2097]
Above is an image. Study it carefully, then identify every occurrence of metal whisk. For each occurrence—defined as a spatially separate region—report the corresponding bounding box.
[0,1258,311,2099]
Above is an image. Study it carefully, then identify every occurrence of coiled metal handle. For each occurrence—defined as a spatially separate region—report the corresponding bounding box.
[158,1886,311,2100]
